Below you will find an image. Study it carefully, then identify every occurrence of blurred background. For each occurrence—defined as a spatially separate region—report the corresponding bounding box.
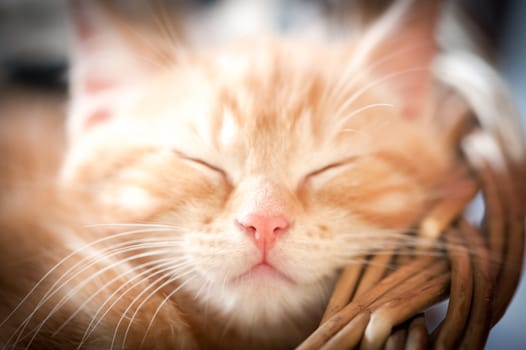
[0,0,524,348]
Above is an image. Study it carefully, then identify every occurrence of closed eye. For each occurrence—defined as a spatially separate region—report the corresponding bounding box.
[305,155,360,179]
[172,150,230,182]
[307,162,346,177]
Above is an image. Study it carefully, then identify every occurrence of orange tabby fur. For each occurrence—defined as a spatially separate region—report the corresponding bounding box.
[0,1,471,349]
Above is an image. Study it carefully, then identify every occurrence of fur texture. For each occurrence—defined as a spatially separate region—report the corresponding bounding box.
[1,1,521,349]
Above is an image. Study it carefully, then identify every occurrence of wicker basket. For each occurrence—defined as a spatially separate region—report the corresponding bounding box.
[297,98,526,350]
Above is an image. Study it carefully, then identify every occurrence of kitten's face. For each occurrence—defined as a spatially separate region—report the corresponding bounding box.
[62,39,454,334]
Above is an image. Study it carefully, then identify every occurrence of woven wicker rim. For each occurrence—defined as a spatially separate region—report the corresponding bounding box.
[297,97,526,350]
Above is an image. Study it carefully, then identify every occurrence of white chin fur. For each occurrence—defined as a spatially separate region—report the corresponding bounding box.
[186,272,333,341]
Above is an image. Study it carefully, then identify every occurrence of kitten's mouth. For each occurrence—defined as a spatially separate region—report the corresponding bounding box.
[234,263,296,285]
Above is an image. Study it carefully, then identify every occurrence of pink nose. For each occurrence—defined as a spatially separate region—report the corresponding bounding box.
[237,214,290,252]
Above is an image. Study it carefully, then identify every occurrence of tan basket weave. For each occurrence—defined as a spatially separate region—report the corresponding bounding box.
[297,101,526,350]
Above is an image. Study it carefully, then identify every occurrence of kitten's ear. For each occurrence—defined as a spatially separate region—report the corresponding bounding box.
[359,0,443,118]
[68,0,179,135]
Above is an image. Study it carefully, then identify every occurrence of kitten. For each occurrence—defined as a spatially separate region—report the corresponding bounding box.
[0,0,513,349]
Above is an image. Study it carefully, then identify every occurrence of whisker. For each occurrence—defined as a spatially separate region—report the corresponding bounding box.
[335,103,395,133]
[84,223,185,230]
[325,42,433,108]
[112,268,194,350]
[15,248,176,349]
[334,66,427,121]
[79,260,191,348]
[192,277,211,303]
[0,228,179,331]
[53,257,177,336]
[15,237,180,335]
[139,275,197,348]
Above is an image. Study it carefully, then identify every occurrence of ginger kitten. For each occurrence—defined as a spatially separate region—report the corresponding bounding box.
[0,1,483,349]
